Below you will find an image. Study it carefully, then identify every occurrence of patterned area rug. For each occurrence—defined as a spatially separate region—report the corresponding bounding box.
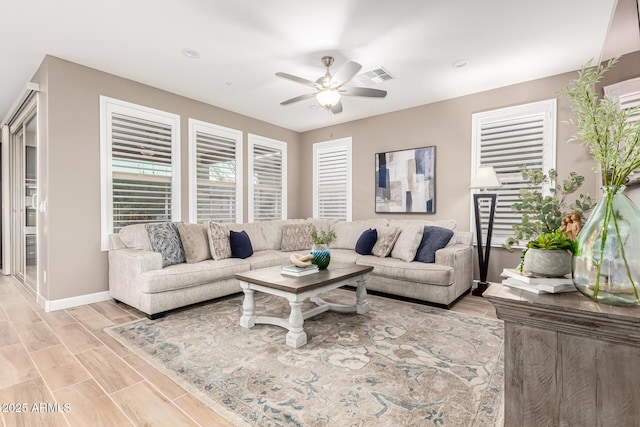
[107,290,504,426]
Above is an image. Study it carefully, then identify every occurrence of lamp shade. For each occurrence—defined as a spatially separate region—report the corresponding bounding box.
[470,166,502,190]
[316,89,341,108]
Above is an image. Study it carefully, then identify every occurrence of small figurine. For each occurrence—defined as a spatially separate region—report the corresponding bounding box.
[560,212,582,241]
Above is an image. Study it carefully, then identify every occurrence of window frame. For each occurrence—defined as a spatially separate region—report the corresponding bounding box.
[470,99,557,247]
[99,96,180,250]
[247,134,287,222]
[188,118,243,224]
[312,137,352,221]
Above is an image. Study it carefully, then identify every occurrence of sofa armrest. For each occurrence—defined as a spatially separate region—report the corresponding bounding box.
[108,249,162,307]
[435,244,473,296]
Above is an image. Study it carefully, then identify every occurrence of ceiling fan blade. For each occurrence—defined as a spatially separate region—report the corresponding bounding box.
[280,92,316,105]
[276,72,318,88]
[330,61,362,87]
[341,87,387,98]
[330,100,343,114]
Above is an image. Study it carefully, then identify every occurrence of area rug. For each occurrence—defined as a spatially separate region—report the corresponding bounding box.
[107,290,504,426]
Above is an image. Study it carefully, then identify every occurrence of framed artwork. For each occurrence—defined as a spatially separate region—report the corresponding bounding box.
[375,146,436,213]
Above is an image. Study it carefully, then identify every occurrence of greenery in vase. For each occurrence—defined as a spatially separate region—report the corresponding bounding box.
[558,58,640,300]
[309,226,337,245]
[503,166,594,251]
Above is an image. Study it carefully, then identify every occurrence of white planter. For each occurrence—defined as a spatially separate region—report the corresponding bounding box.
[523,248,572,277]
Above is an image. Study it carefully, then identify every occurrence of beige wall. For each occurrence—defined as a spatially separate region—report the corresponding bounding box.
[31,51,640,301]
[35,56,299,300]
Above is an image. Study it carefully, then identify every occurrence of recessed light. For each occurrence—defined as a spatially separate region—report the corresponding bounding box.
[181,48,200,59]
[452,59,468,68]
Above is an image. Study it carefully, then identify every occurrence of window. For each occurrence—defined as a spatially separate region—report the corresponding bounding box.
[471,99,556,246]
[248,134,287,222]
[100,97,180,249]
[313,137,352,221]
[605,77,640,183]
[188,119,242,223]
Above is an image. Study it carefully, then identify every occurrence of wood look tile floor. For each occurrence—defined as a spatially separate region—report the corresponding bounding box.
[0,275,497,427]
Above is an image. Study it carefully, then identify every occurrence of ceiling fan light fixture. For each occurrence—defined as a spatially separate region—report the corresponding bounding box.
[315,89,341,108]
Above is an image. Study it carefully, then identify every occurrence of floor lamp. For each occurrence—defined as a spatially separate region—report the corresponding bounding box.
[470,166,502,296]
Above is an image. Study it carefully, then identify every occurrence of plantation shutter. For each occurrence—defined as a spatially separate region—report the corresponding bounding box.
[111,113,174,232]
[313,138,352,221]
[605,77,640,183]
[100,97,180,249]
[249,135,287,221]
[471,99,556,246]
[189,120,242,223]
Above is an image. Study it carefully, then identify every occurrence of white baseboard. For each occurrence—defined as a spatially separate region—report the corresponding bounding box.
[43,291,112,312]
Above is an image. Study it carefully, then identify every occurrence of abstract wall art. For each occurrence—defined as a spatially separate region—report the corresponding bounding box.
[375,146,435,213]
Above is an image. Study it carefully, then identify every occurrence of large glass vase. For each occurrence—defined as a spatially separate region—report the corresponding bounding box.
[572,185,640,305]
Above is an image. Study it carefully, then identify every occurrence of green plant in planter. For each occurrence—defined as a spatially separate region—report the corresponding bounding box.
[503,166,594,251]
[309,226,337,245]
[518,229,577,272]
[526,229,577,253]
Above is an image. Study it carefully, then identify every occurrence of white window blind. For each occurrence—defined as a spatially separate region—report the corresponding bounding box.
[188,119,242,223]
[471,99,556,246]
[313,138,352,221]
[100,97,180,250]
[605,78,640,183]
[248,134,287,222]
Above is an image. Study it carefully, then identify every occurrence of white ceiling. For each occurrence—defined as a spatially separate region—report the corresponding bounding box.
[1,0,638,132]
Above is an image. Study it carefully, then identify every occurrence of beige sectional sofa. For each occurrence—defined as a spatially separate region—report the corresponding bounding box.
[108,218,473,319]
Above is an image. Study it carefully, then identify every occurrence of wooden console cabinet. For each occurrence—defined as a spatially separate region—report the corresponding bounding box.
[484,284,640,427]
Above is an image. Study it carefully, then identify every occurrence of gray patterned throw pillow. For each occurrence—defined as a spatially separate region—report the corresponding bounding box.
[281,223,313,252]
[371,226,401,257]
[206,221,232,260]
[146,222,186,267]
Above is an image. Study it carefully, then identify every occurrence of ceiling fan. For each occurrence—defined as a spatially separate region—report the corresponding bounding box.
[276,56,387,114]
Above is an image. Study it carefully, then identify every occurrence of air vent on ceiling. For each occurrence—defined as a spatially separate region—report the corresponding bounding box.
[356,67,395,85]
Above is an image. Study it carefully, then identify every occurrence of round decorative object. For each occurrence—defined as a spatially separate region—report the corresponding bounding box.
[290,253,313,268]
[523,248,572,278]
[573,185,640,306]
[311,243,331,270]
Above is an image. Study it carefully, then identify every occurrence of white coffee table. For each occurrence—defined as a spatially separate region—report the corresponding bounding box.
[235,263,373,348]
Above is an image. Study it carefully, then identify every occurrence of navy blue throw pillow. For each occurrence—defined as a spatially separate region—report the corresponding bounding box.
[229,230,253,259]
[414,226,454,263]
[355,228,378,255]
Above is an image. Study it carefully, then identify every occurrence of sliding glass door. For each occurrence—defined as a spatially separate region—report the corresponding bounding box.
[10,108,37,291]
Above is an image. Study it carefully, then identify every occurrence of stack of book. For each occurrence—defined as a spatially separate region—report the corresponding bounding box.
[501,268,576,294]
[281,264,319,277]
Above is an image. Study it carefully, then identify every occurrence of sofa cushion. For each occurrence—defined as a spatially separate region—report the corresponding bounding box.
[372,226,401,257]
[178,223,212,264]
[230,230,253,259]
[227,223,268,251]
[415,226,454,263]
[119,224,152,251]
[331,219,389,250]
[141,258,250,294]
[390,224,424,262]
[146,222,186,267]
[281,223,313,252]
[260,220,285,250]
[356,256,452,286]
[355,229,378,255]
[247,250,292,270]
[206,221,232,260]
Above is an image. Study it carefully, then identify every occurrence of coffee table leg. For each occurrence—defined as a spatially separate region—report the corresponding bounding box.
[285,299,307,348]
[356,276,369,314]
[240,282,256,328]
